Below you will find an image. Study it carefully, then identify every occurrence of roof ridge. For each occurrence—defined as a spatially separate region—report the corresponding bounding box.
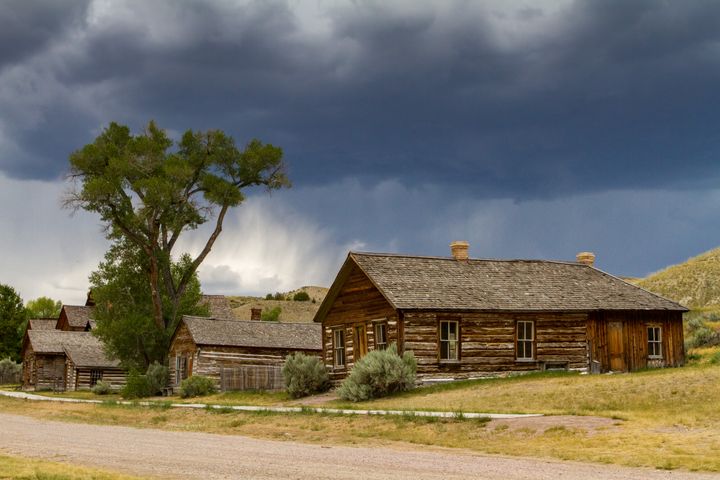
[182,315,317,327]
[350,251,584,266]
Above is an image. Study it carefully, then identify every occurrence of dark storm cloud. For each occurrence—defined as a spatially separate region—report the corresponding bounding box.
[3,0,720,199]
[0,0,90,70]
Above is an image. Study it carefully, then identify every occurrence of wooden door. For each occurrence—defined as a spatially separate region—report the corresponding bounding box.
[354,324,368,360]
[608,321,626,371]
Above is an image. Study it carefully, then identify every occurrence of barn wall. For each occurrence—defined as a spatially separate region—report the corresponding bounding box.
[587,310,685,372]
[73,368,127,390]
[22,348,36,389]
[321,264,398,382]
[403,311,589,381]
[168,322,198,385]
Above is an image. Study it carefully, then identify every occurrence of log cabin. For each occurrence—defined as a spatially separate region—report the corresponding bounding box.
[21,330,126,391]
[314,242,687,383]
[169,316,322,391]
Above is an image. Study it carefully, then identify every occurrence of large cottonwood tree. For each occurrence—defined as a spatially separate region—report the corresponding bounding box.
[66,121,289,332]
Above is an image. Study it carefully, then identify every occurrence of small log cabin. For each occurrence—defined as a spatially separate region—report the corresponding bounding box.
[314,242,687,383]
[21,330,125,391]
[169,316,322,391]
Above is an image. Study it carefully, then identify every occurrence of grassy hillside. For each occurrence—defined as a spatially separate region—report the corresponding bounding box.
[633,247,720,311]
[228,285,328,323]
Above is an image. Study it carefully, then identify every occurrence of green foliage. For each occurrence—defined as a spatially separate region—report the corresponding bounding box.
[25,297,62,319]
[0,284,26,362]
[121,371,153,399]
[292,291,310,302]
[91,380,113,395]
[90,240,208,370]
[179,375,216,398]
[685,312,720,349]
[146,361,170,395]
[265,293,273,300]
[66,121,289,332]
[282,352,330,398]
[337,344,417,402]
[272,292,285,301]
[261,306,281,322]
[0,357,22,384]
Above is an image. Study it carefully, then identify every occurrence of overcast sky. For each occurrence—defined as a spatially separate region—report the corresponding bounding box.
[2,0,720,305]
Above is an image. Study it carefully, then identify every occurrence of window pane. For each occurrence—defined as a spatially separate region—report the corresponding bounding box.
[448,341,457,360]
[440,341,448,359]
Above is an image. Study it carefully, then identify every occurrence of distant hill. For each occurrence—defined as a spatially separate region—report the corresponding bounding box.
[228,286,328,323]
[632,248,720,310]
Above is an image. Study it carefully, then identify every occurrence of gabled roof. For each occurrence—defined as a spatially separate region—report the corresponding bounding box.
[314,252,687,321]
[179,316,322,351]
[25,330,119,368]
[28,318,57,330]
[60,305,94,329]
[200,295,235,319]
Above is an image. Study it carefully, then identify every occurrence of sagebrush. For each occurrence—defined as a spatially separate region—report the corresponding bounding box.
[0,358,21,384]
[146,361,169,395]
[337,344,416,402]
[180,375,216,398]
[91,380,112,395]
[121,371,153,399]
[282,352,330,398]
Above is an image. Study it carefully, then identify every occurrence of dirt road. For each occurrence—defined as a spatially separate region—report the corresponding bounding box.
[0,413,715,480]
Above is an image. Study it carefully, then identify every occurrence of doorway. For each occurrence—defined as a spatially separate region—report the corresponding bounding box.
[608,321,626,371]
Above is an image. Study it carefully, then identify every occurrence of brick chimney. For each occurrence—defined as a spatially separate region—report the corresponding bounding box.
[450,241,469,261]
[576,251,596,267]
[250,307,262,321]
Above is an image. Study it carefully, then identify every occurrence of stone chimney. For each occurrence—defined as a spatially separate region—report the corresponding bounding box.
[250,307,262,321]
[450,241,470,261]
[576,251,596,267]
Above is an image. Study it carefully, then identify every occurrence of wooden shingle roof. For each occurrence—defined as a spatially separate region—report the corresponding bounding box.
[25,331,119,368]
[181,316,322,351]
[317,252,687,317]
[28,318,57,330]
[61,305,94,329]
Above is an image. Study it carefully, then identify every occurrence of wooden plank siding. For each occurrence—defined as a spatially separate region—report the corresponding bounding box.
[587,311,684,372]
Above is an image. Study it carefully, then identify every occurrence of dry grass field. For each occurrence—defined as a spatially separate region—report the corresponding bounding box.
[4,351,720,473]
[228,286,327,322]
[0,453,141,480]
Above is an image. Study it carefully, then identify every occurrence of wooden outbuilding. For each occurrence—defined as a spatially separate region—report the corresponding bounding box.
[314,243,687,383]
[21,330,125,391]
[169,316,322,391]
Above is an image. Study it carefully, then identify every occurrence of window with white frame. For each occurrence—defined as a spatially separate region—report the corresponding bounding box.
[516,320,535,360]
[333,329,346,367]
[439,320,459,361]
[648,326,662,358]
[374,323,388,350]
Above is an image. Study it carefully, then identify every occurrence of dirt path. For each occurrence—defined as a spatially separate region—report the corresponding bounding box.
[0,413,715,480]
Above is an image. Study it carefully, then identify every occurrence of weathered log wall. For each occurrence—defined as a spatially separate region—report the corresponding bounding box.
[321,265,398,382]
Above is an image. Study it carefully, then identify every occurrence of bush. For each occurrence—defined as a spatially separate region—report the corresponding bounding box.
[261,306,281,322]
[292,291,310,302]
[0,358,21,384]
[282,353,330,398]
[179,375,216,398]
[265,293,274,300]
[337,344,416,402]
[91,380,112,395]
[146,361,169,395]
[121,371,153,399]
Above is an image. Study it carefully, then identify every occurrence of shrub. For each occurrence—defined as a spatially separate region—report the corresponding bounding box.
[292,291,310,302]
[146,361,169,395]
[273,292,285,301]
[0,358,21,384]
[282,353,330,398]
[179,375,216,398]
[261,306,282,321]
[337,344,416,402]
[265,293,274,300]
[91,380,112,395]
[121,371,153,399]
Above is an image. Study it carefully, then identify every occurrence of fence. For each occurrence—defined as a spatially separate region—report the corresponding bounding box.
[219,365,284,392]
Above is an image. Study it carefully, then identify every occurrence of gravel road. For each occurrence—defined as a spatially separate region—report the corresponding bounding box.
[0,413,715,480]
